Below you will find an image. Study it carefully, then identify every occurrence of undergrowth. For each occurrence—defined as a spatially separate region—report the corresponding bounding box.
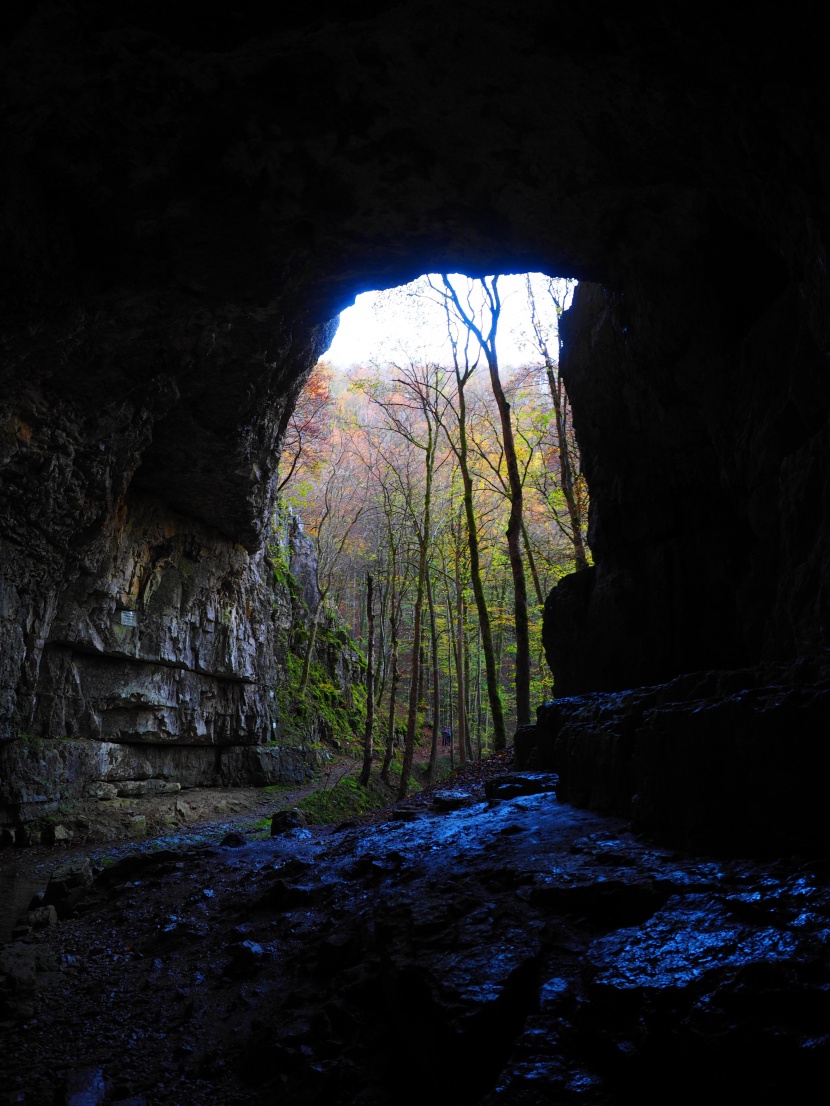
[296,748,427,825]
[298,772,390,824]
[273,652,365,754]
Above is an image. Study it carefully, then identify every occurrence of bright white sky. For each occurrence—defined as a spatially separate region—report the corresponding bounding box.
[322,273,572,369]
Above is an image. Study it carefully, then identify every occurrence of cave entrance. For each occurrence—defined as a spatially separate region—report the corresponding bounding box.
[323,272,568,370]
[279,271,587,780]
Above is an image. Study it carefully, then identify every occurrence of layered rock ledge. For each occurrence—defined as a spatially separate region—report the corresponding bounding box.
[523,655,830,855]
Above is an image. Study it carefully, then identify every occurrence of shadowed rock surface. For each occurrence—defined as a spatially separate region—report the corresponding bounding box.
[526,654,830,854]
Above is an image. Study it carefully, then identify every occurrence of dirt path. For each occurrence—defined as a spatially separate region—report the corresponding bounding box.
[0,758,356,943]
[0,749,507,943]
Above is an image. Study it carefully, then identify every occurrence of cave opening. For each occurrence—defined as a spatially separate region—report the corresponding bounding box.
[321,272,575,372]
[278,270,588,779]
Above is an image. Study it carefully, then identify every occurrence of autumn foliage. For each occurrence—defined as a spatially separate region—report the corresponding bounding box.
[278,275,589,794]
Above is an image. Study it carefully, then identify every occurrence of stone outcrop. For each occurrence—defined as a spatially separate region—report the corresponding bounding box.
[0,735,321,830]
[0,503,354,835]
[522,654,830,854]
[2,3,830,851]
[29,498,287,745]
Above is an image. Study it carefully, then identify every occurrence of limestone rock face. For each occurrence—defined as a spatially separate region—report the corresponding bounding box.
[1,3,830,829]
[525,656,830,854]
[287,516,321,621]
[544,266,830,692]
[0,499,335,828]
[31,498,289,741]
[0,734,320,827]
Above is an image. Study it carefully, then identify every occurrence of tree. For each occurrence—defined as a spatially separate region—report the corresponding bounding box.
[297,446,366,697]
[525,277,589,569]
[359,572,375,786]
[423,566,442,783]
[279,272,589,769]
[465,367,549,592]
[359,359,444,798]
[278,361,334,492]
[423,294,509,751]
[434,274,532,729]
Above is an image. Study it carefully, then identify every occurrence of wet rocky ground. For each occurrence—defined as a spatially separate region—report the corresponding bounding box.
[0,777,341,946]
[1,761,829,1106]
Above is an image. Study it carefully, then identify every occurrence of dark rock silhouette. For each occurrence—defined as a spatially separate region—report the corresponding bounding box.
[529,655,830,853]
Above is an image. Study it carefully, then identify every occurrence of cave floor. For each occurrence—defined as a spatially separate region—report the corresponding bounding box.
[1,770,829,1106]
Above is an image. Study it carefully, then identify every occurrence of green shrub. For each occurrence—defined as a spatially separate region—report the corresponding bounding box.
[273,651,366,753]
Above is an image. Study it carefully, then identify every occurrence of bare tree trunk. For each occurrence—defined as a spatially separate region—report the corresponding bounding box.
[425,569,440,786]
[446,342,508,750]
[446,595,455,772]
[398,543,426,800]
[381,667,398,783]
[521,519,545,607]
[375,575,388,707]
[463,596,474,761]
[476,626,483,760]
[461,452,508,748]
[454,533,467,766]
[488,361,532,726]
[494,573,506,700]
[359,573,375,786]
[381,587,399,784]
[398,417,435,800]
[440,273,530,728]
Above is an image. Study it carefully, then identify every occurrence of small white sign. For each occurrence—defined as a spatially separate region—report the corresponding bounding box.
[120,610,138,627]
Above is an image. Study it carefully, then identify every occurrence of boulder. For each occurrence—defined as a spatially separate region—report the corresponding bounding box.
[432,790,476,812]
[270,809,307,835]
[43,858,94,915]
[25,905,58,930]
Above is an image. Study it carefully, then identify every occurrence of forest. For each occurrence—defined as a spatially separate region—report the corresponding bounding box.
[276,274,589,800]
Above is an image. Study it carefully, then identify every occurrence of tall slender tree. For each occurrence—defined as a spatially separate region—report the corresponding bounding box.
[361,360,443,798]
[359,572,376,785]
[425,287,509,750]
[424,567,442,784]
[436,274,532,728]
[526,276,589,569]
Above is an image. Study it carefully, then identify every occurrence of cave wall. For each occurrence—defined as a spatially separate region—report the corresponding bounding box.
[2,2,830,786]
[546,234,830,692]
[0,501,360,833]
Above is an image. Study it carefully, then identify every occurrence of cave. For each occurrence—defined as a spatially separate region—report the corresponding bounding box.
[2,3,830,1103]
